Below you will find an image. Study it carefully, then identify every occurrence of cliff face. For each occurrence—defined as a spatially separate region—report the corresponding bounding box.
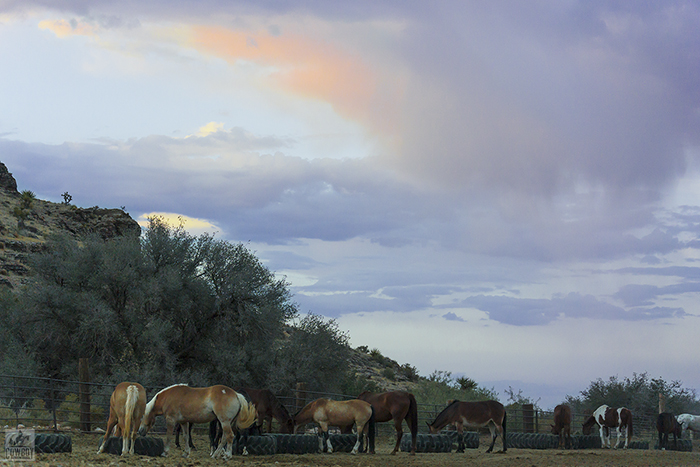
[0,162,141,288]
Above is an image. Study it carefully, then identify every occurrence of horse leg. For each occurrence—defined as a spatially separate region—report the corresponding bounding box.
[390,419,403,455]
[485,423,497,453]
[221,421,235,459]
[98,410,118,454]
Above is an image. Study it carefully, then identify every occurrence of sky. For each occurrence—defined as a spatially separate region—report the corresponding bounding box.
[1,0,700,410]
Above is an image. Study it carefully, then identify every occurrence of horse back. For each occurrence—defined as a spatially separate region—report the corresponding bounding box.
[358,391,412,423]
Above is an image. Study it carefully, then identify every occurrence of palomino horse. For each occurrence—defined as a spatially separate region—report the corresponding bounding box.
[550,404,572,449]
[657,412,682,450]
[427,400,507,453]
[294,398,375,455]
[97,382,146,456]
[355,391,418,455]
[677,413,700,439]
[138,384,256,459]
[582,405,633,448]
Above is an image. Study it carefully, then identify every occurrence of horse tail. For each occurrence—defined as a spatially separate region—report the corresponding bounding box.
[408,393,418,444]
[368,405,376,453]
[234,392,257,431]
[123,385,139,439]
[502,410,507,443]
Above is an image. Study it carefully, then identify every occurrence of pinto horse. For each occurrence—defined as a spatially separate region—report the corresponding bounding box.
[677,413,700,439]
[582,405,633,449]
[294,398,376,455]
[550,404,572,449]
[657,412,682,450]
[138,384,256,459]
[97,382,146,456]
[427,400,507,453]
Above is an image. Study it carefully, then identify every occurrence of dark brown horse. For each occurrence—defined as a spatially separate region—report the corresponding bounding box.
[550,404,572,449]
[657,412,682,450]
[237,387,294,433]
[427,400,507,453]
[353,391,418,455]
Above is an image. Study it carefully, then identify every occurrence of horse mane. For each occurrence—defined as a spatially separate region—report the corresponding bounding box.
[144,383,188,416]
[430,400,461,430]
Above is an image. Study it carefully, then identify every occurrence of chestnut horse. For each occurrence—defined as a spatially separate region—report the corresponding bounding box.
[294,398,376,455]
[582,405,633,449]
[138,384,256,459]
[550,404,572,449]
[354,391,418,455]
[657,412,682,450]
[427,400,507,453]
[97,382,146,456]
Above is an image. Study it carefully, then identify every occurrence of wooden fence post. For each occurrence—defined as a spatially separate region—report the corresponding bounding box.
[523,403,534,433]
[79,358,91,432]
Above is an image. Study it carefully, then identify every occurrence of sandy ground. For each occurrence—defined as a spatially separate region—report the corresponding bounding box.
[17,432,700,467]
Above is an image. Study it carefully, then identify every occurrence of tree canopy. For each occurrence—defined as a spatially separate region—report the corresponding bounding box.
[0,217,351,395]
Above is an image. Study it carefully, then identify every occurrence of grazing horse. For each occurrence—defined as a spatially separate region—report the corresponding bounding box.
[238,387,294,434]
[582,405,633,449]
[550,404,572,449]
[294,398,375,455]
[138,384,256,459]
[354,391,418,455]
[426,400,507,453]
[97,382,146,456]
[677,413,700,439]
[657,412,682,450]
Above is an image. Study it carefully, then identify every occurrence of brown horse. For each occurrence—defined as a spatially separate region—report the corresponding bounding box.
[238,387,294,433]
[657,412,682,450]
[355,391,418,455]
[427,400,507,453]
[582,405,633,448]
[294,398,376,454]
[97,382,146,456]
[138,384,257,459]
[550,404,572,449]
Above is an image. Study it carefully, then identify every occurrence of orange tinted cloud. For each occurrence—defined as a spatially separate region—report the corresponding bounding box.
[190,25,377,124]
[38,19,99,38]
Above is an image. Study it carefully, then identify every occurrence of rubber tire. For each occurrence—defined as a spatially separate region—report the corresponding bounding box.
[34,433,72,453]
[328,434,358,453]
[628,440,649,450]
[236,435,276,455]
[401,433,451,453]
[268,434,319,454]
[654,439,692,452]
[99,437,164,457]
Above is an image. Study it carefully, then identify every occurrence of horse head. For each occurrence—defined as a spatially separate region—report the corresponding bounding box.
[138,392,160,436]
[550,424,559,435]
[426,421,438,434]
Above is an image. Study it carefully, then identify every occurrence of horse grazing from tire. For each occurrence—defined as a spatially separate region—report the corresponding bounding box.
[237,387,294,434]
[550,404,572,449]
[426,400,507,453]
[355,391,418,455]
[294,398,375,455]
[677,413,700,439]
[138,384,256,459]
[582,405,633,449]
[657,412,682,450]
[97,382,146,456]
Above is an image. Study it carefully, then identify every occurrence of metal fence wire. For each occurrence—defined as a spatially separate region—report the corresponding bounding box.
[0,374,660,441]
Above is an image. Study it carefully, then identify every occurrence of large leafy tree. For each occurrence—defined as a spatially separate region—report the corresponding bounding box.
[5,217,313,390]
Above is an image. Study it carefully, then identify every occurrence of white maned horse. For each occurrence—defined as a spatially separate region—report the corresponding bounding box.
[677,414,700,439]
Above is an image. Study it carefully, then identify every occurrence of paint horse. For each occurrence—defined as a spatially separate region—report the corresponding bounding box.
[582,405,633,449]
[97,382,146,456]
[138,384,256,459]
[294,398,375,455]
[427,400,507,453]
[550,404,572,449]
[353,391,418,455]
[657,412,682,450]
[677,413,700,439]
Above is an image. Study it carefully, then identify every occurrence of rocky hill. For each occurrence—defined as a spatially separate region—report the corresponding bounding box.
[0,162,140,289]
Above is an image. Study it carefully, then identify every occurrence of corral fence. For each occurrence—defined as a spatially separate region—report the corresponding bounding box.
[0,371,662,442]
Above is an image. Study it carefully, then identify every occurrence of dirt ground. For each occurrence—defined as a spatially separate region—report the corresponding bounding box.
[22,432,700,467]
